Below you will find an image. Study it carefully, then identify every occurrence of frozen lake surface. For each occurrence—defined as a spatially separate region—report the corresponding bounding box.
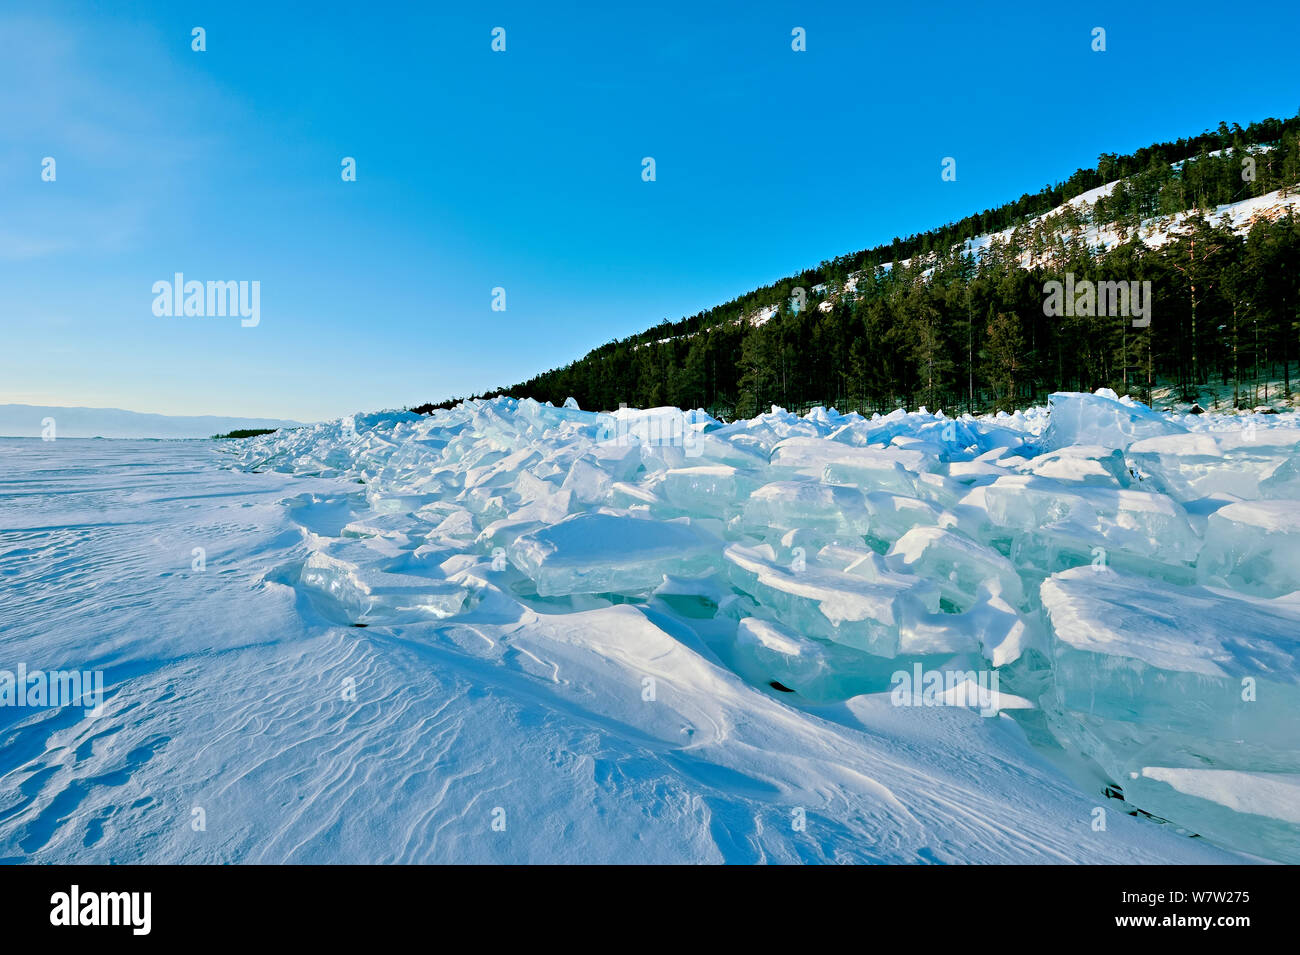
[0,390,1292,863]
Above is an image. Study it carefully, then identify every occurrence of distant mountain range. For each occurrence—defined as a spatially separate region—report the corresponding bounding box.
[0,404,302,439]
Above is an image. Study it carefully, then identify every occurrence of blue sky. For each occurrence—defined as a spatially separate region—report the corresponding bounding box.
[2,0,1298,422]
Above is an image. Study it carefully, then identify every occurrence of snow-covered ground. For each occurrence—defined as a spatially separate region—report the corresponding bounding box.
[1152,372,1300,414]
[2,390,1297,863]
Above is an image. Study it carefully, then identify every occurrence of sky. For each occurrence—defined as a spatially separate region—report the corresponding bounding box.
[2,0,1299,422]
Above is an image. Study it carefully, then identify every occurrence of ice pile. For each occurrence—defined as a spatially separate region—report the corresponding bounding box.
[230,388,1300,862]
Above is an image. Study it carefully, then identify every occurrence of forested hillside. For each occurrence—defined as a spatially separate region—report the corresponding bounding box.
[414,112,1300,418]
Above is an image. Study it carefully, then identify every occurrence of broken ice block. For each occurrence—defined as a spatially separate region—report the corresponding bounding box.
[1041,566,1300,849]
[978,475,1200,566]
[299,549,473,623]
[1199,500,1300,596]
[729,616,910,700]
[862,491,944,546]
[741,481,871,538]
[733,617,832,692]
[887,526,1025,611]
[1260,450,1300,500]
[1041,390,1187,451]
[769,437,934,486]
[822,458,919,496]
[1123,768,1300,864]
[508,512,719,596]
[560,457,612,505]
[1128,430,1300,501]
[659,465,762,516]
[1043,568,1300,762]
[724,542,939,657]
[1022,445,1131,488]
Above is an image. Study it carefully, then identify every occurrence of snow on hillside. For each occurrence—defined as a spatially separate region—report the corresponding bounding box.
[726,159,1299,327]
[3,391,1296,863]
[862,184,1300,287]
[1137,188,1300,249]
